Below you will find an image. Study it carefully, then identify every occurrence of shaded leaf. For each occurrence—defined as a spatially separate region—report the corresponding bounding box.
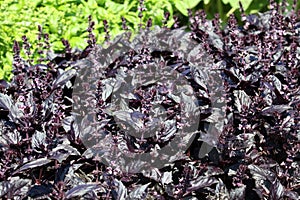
[16,158,52,174]
[27,184,53,198]
[187,176,218,191]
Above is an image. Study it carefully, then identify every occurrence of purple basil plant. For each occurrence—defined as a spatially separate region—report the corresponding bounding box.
[0,1,299,199]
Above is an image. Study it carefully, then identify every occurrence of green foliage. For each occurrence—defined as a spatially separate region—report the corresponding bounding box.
[193,0,299,21]
[174,0,202,16]
[143,0,174,27]
[0,0,175,81]
[223,0,253,16]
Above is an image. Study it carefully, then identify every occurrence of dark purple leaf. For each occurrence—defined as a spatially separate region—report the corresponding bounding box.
[0,93,22,121]
[15,158,52,174]
[0,177,31,199]
[283,190,299,200]
[268,178,284,200]
[248,164,276,182]
[230,185,246,200]
[261,105,292,116]
[65,183,101,199]
[161,171,172,185]
[0,128,22,145]
[49,140,80,163]
[31,131,47,153]
[187,176,218,191]
[128,183,150,199]
[112,179,127,200]
[215,179,230,199]
[53,69,76,88]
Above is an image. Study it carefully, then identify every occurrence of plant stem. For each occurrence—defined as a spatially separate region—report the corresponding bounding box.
[217,0,224,21]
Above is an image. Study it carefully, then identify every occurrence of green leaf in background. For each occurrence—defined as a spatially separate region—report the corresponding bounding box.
[96,0,106,6]
[105,0,124,13]
[3,64,11,71]
[246,0,268,14]
[124,13,138,24]
[143,0,174,26]
[52,41,65,52]
[122,0,137,13]
[280,0,294,12]
[69,37,86,49]
[222,0,253,16]
[0,69,4,80]
[174,0,202,16]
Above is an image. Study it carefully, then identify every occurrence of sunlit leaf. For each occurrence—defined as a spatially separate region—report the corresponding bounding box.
[65,184,101,198]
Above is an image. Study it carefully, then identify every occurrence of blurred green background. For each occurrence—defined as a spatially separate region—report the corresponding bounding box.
[0,0,298,81]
